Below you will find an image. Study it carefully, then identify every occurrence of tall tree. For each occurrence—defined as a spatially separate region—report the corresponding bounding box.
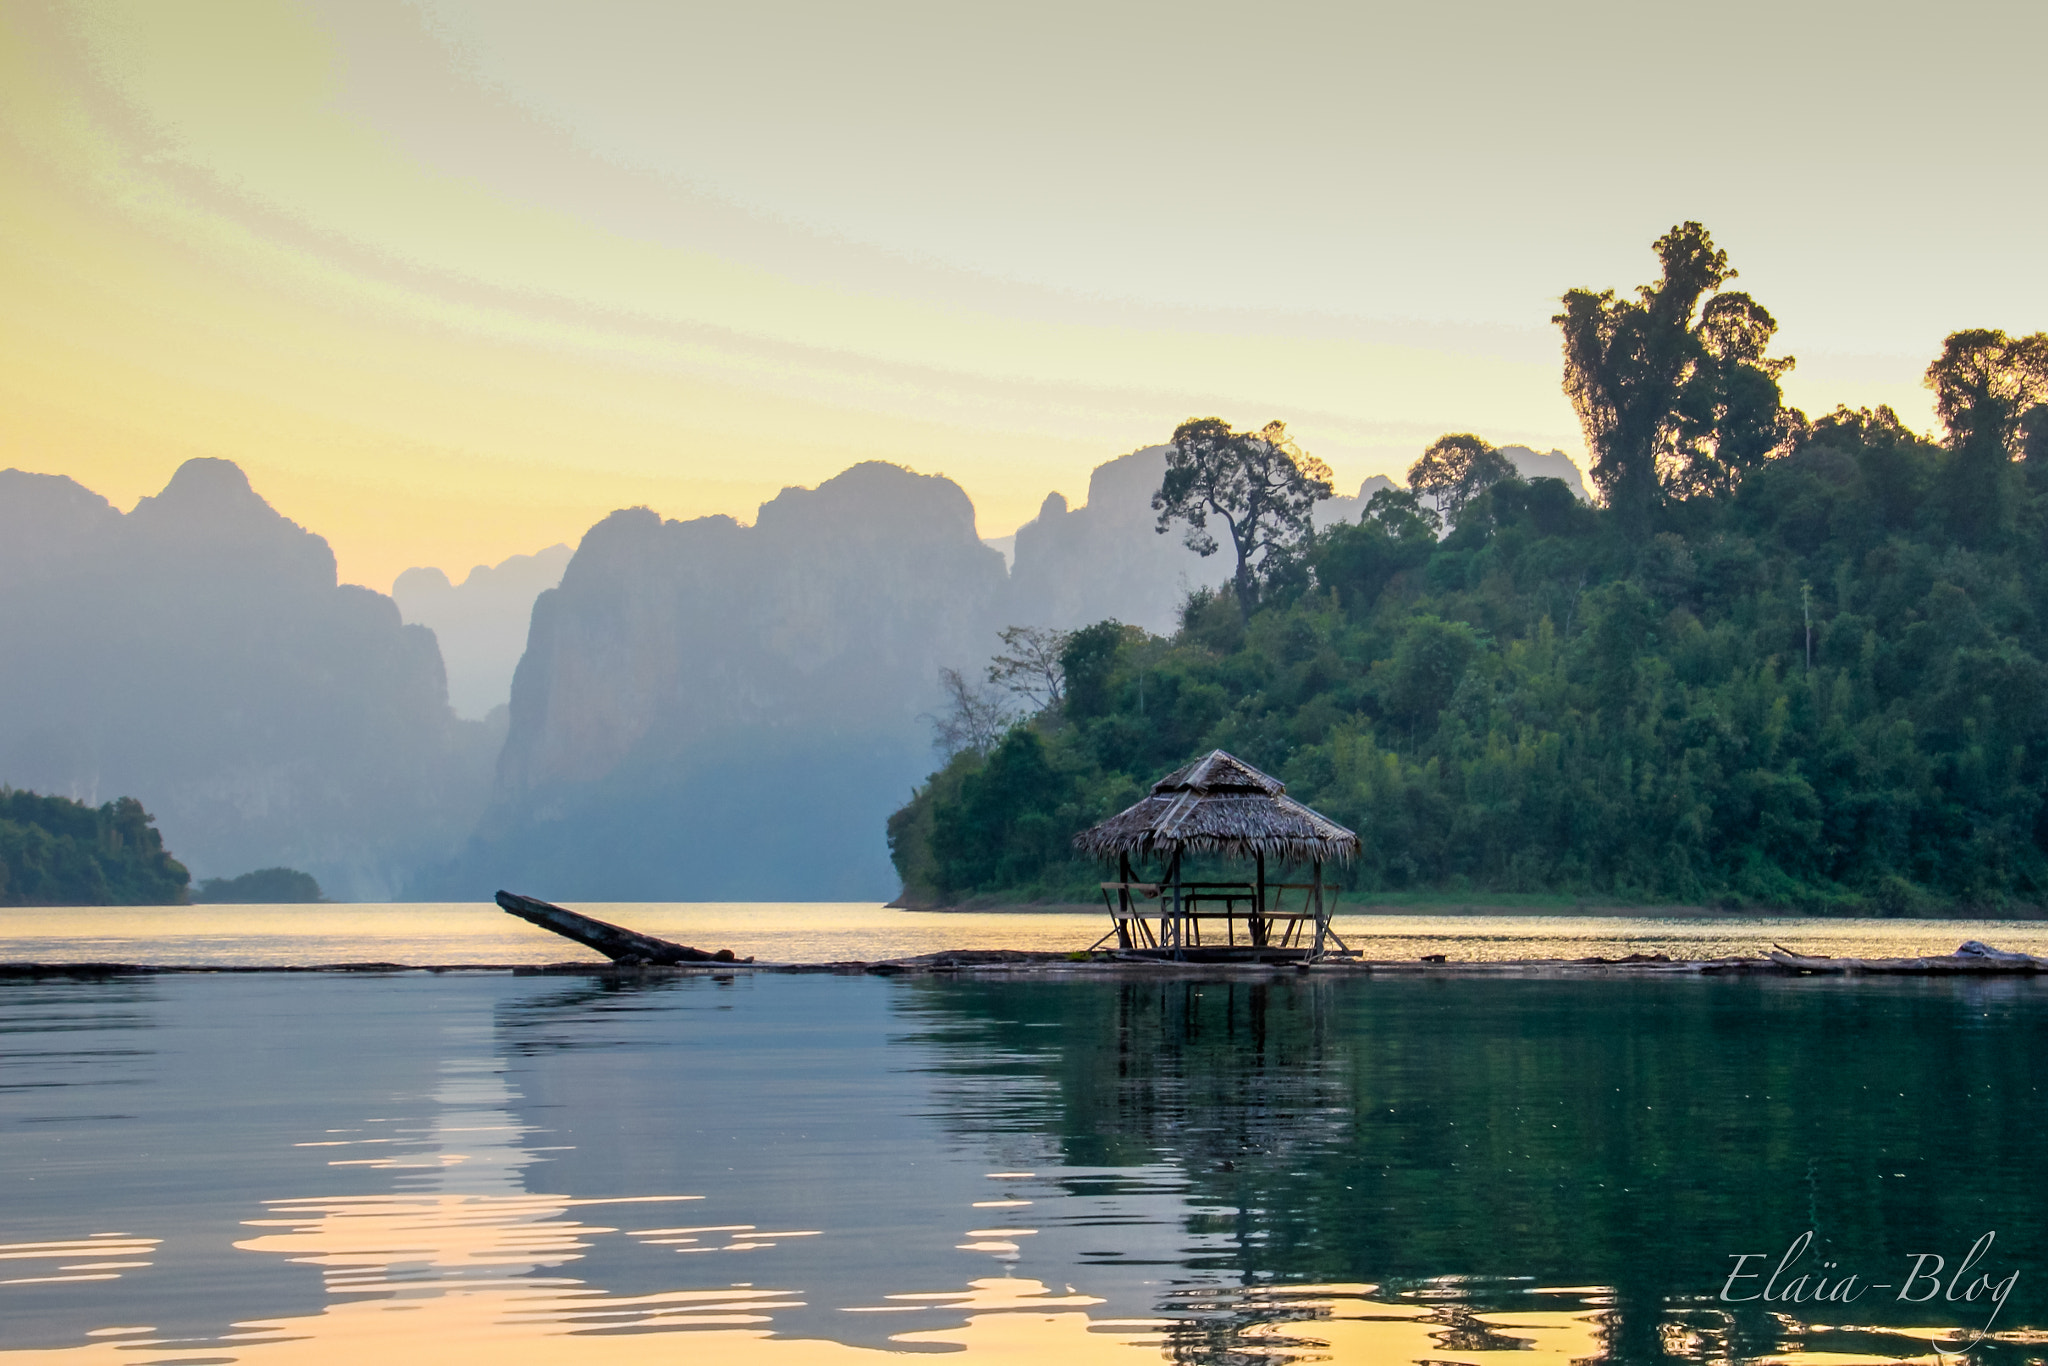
[986,625,1070,711]
[1924,329,2048,544]
[1407,433,1519,523]
[922,668,1012,758]
[1926,329,2048,459]
[1555,222,1797,532]
[1153,418,1334,621]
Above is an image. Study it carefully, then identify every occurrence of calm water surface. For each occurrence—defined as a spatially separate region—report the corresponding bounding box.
[6,902,2048,965]
[5,968,2046,1364]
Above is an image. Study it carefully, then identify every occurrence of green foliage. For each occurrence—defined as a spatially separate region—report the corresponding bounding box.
[1407,433,1518,523]
[1060,621,1145,721]
[891,408,2048,913]
[1555,221,1798,534]
[1153,417,1335,620]
[0,789,190,906]
[190,866,325,903]
[1926,328,2048,460]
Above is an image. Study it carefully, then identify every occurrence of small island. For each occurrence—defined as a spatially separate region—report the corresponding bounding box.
[891,227,2048,920]
[0,788,190,906]
[189,867,326,904]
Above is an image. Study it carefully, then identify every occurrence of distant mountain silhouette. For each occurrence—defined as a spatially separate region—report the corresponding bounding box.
[1314,449,1587,530]
[0,444,1591,902]
[429,463,1010,900]
[393,545,572,720]
[0,459,498,899]
[1315,474,1399,529]
[413,443,1588,900]
[1498,445,1590,500]
[1006,446,1227,636]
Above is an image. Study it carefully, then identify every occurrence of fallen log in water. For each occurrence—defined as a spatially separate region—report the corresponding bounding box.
[495,890,742,964]
[1766,939,2044,974]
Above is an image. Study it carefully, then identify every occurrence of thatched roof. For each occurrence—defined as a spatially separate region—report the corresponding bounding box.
[1073,750,1360,865]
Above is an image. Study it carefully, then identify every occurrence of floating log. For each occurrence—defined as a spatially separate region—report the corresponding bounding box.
[1767,940,2044,974]
[495,890,740,964]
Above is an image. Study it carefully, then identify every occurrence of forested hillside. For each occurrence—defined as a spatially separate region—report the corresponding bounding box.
[0,790,190,906]
[890,226,2048,914]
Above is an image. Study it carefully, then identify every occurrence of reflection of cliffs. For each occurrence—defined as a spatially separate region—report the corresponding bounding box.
[0,460,497,899]
[440,463,1009,900]
[393,546,570,721]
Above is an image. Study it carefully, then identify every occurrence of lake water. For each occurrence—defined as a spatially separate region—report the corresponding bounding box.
[6,902,2048,965]
[7,912,2048,1364]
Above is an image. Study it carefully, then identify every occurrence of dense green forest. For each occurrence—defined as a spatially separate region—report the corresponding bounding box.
[890,225,2048,913]
[0,789,190,906]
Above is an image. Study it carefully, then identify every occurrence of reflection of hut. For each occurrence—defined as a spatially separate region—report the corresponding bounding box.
[1075,749,1360,961]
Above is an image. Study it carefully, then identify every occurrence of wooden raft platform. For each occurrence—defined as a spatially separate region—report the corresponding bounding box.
[4,941,2045,980]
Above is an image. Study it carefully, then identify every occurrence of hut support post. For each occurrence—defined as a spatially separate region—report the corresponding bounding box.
[1169,849,1184,959]
[1252,851,1268,948]
[1310,862,1328,959]
[1115,853,1134,949]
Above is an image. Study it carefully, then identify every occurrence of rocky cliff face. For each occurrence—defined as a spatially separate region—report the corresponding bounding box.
[1007,446,1227,636]
[1315,474,1399,529]
[393,544,571,722]
[445,462,1009,900]
[0,459,498,899]
[450,447,1607,902]
[1499,445,1590,500]
[0,444,1591,903]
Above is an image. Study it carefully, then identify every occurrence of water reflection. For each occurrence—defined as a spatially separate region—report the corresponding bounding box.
[3,972,2046,1363]
[896,974,2048,1362]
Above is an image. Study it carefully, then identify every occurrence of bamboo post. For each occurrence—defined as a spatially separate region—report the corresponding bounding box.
[1252,850,1268,948]
[1310,862,1327,958]
[1116,852,1134,949]
[1169,848,1184,960]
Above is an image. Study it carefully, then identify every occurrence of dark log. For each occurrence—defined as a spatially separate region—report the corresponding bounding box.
[495,891,739,964]
[1767,942,2042,974]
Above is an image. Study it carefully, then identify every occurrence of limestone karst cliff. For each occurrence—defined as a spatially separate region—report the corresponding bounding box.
[0,459,498,899]
[1008,446,1586,632]
[433,443,1593,901]
[1005,446,1224,637]
[1,443,1592,902]
[393,544,572,721]
[437,461,1010,900]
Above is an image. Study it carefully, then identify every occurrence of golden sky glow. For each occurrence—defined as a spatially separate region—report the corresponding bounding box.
[3,1,2042,589]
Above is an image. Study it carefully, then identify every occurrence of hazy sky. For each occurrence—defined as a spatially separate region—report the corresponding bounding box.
[3,0,2042,588]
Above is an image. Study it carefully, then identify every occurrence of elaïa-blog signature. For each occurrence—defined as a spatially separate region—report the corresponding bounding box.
[1722,1230,2018,1335]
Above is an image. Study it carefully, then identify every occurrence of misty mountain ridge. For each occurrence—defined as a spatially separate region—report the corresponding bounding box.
[2,445,1588,900]
[0,458,498,900]
[394,544,572,721]
[438,461,1012,900]
[434,445,1591,899]
[1314,447,1586,528]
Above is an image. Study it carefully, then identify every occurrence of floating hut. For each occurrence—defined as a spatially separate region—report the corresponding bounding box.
[1074,749,1361,961]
